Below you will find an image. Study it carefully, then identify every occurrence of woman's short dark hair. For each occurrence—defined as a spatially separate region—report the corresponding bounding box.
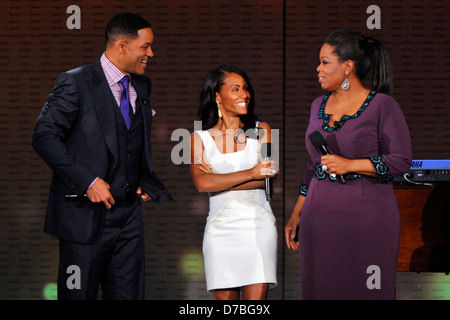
[325,28,393,94]
[105,12,152,45]
[199,65,259,132]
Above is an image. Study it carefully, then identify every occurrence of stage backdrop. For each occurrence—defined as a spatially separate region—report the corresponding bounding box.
[0,0,449,300]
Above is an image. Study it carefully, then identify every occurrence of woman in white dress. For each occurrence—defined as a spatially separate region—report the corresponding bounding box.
[190,65,278,300]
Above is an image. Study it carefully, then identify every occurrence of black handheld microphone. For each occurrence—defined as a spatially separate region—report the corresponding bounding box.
[261,142,272,201]
[308,130,346,184]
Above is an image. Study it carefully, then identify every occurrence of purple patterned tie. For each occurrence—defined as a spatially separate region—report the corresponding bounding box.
[118,76,133,129]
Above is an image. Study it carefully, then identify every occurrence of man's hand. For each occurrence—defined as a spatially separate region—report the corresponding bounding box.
[137,187,151,202]
[86,178,115,209]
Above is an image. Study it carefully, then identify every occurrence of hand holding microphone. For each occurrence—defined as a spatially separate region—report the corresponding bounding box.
[308,130,346,184]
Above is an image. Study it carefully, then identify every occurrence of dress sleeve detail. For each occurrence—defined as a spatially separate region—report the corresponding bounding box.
[298,184,308,196]
[369,156,393,183]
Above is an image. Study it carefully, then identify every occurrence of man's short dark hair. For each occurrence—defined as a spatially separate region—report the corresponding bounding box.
[105,12,152,45]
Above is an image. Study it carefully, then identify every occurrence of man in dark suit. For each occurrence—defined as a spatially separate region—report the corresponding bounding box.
[32,12,172,300]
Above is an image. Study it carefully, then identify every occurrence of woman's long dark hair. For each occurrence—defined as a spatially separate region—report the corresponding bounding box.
[325,29,393,94]
[199,65,259,132]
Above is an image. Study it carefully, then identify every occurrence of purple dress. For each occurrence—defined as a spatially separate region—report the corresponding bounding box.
[299,90,412,299]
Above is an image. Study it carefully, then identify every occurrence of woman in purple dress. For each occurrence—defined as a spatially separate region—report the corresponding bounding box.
[284,29,412,299]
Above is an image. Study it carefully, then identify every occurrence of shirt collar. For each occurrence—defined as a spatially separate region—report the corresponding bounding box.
[100,52,130,86]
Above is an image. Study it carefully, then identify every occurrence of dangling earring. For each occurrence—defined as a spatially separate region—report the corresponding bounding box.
[341,74,350,91]
[217,102,222,118]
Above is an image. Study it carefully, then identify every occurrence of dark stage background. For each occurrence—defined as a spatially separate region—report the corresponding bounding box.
[0,0,449,300]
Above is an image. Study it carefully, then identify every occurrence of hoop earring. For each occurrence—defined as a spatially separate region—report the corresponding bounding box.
[341,74,350,91]
[217,102,222,118]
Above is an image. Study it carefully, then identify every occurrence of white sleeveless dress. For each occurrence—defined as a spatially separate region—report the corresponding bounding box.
[196,129,278,292]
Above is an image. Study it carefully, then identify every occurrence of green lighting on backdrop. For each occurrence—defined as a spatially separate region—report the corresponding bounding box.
[43,283,57,300]
[179,252,204,281]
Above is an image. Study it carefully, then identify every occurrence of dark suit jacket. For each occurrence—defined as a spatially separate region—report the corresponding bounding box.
[32,59,172,244]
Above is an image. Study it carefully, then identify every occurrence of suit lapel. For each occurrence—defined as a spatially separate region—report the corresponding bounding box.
[130,74,153,129]
[87,60,120,164]
[130,74,154,170]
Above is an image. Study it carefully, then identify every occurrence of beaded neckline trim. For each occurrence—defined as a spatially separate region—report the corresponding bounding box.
[318,89,377,132]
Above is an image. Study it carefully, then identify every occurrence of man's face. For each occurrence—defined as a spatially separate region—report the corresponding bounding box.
[121,27,154,74]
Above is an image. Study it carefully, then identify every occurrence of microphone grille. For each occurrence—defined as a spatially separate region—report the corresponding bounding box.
[308,130,327,148]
